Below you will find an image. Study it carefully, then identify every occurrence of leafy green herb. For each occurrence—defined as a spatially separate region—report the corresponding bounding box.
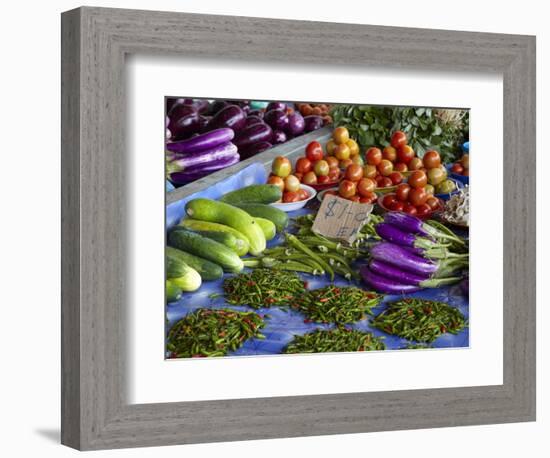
[223,268,306,309]
[293,286,381,325]
[166,308,265,358]
[283,328,386,354]
[372,298,466,343]
[331,105,469,163]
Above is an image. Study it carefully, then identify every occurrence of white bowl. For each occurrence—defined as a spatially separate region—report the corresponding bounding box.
[270,184,317,212]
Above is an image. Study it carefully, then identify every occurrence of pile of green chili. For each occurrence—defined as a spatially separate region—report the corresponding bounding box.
[223,268,306,309]
[283,328,386,354]
[292,285,381,324]
[166,308,265,358]
[372,298,466,343]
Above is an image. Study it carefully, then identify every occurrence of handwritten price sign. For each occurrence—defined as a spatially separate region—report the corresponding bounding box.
[312,194,373,243]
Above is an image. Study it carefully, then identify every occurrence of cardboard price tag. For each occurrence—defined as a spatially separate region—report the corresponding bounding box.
[312,194,373,243]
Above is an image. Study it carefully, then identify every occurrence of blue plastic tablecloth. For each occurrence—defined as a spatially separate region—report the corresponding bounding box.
[166,164,469,356]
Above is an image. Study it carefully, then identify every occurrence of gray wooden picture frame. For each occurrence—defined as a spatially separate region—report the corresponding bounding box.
[61,6,536,451]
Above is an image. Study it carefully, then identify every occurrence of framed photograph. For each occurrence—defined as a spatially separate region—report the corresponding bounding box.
[61,6,536,450]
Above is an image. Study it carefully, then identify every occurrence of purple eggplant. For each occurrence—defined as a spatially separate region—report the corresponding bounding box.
[266,102,287,112]
[168,103,197,120]
[371,242,438,275]
[169,142,238,171]
[166,128,235,154]
[245,115,264,127]
[170,153,239,184]
[286,112,305,136]
[375,223,417,246]
[272,130,287,144]
[166,128,172,141]
[360,266,422,294]
[205,104,247,133]
[234,123,273,150]
[383,212,430,236]
[303,115,324,132]
[198,115,211,131]
[209,100,229,115]
[264,109,289,131]
[369,259,430,285]
[168,112,201,140]
[248,109,264,119]
[239,141,273,160]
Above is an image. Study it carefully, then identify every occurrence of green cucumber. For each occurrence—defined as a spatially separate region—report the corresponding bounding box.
[220,184,282,205]
[166,246,223,281]
[185,198,266,255]
[254,217,276,241]
[166,280,182,302]
[178,219,249,256]
[174,227,238,253]
[233,203,289,232]
[168,228,244,273]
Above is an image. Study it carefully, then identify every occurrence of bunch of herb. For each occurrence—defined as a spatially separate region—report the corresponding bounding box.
[223,268,306,309]
[330,105,469,163]
[166,308,265,358]
[293,286,381,325]
[372,298,466,343]
[283,328,386,354]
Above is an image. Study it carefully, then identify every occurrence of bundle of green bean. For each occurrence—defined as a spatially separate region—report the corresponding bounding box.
[283,328,386,354]
[166,308,266,358]
[223,268,306,309]
[292,286,381,324]
[372,298,467,343]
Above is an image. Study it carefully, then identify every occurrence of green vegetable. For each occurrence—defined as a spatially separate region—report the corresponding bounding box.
[179,219,249,256]
[220,184,282,205]
[166,280,182,302]
[166,255,189,279]
[233,202,289,232]
[223,268,306,309]
[169,228,244,273]
[331,105,468,163]
[254,217,276,240]
[166,246,223,281]
[283,328,386,354]
[167,308,266,358]
[185,198,266,255]
[372,298,467,343]
[181,229,239,253]
[286,234,334,280]
[293,286,382,325]
[168,264,202,292]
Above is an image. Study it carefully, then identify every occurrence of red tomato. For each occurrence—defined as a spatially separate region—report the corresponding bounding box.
[403,203,417,215]
[377,159,394,177]
[295,157,312,174]
[338,179,357,198]
[382,194,397,208]
[359,191,377,204]
[390,131,407,149]
[302,171,318,185]
[388,201,405,212]
[317,175,330,184]
[451,163,464,174]
[426,196,440,210]
[283,191,300,203]
[378,177,393,188]
[357,178,376,196]
[408,188,428,206]
[294,172,303,182]
[408,157,423,171]
[297,188,309,201]
[408,170,428,188]
[313,159,329,176]
[363,164,378,179]
[416,203,432,217]
[348,195,361,202]
[339,159,353,169]
[326,156,339,169]
[422,150,441,169]
[395,183,411,202]
[365,147,382,166]
[394,162,408,173]
[388,171,403,185]
[328,167,340,181]
[323,190,338,199]
[397,145,415,164]
[305,141,323,162]
[284,175,301,192]
[375,175,385,186]
[345,164,364,181]
[382,146,397,162]
[267,175,285,192]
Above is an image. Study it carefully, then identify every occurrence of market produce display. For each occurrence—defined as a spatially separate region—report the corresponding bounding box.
[164,100,470,358]
[166,98,328,188]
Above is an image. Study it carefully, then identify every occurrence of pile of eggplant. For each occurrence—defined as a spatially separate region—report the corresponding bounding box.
[165,98,327,187]
[360,212,469,294]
